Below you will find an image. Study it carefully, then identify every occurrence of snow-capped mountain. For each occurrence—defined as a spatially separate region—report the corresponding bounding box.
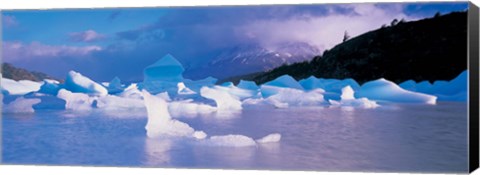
[186,42,320,79]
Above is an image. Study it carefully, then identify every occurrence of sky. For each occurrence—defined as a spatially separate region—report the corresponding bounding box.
[1,2,468,82]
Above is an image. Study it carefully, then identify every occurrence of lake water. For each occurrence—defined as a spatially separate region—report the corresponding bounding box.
[1,102,468,173]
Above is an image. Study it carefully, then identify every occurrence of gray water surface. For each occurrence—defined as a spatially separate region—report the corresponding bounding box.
[1,102,468,173]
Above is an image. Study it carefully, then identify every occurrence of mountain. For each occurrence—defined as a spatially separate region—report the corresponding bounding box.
[240,11,467,85]
[186,42,320,80]
[1,63,62,82]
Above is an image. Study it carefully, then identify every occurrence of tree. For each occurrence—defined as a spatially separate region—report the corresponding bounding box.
[391,19,398,26]
[434,12,441,18]
[342,30,350,42]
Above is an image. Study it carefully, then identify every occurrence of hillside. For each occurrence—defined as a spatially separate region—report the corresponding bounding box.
[240,11,467,85]
[1,63,62,82]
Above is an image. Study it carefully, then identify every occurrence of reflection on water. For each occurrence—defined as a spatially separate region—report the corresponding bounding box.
[144,138,172,166]
[2,102,468,173]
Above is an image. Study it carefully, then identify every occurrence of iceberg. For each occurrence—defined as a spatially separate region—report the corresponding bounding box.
[184,76,217,93]
[328,86,379,108]
[356,78,437,104]
[264,87,325,108]
[38,79,61,95]
[398,71,467,101]
[96,95,145,111]
[1,78,42,95]
[2,97,41,113]
[143,54,185,94]
[300,77,360,92]
[177,82,196,95]
[64,71,108,96]
[256,133,282,144]
[237,80,260,91]
[119,83,143,99]
[57,89,96,111]
[168,99,216,117]
[107,77,124,94]
[142,90,195,138]
[264,75,304,90]
[207,135,257,147]
[200,86,242,111]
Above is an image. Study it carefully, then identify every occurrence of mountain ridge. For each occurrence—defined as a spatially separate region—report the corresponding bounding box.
[232,11,467,85]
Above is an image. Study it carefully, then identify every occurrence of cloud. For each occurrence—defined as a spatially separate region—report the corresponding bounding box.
[2,15,19,28]
[238,4,411,50]
[3,41,102,61]
[68,30,106,42]
[115,4,412,52]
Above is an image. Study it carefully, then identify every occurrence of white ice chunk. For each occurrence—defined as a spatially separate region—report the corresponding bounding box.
[211,85,258,100]
[258,86,325,108]
[3,97,41,113]
[177,82,196,95]
[64,71,108,96]
[168,100,216,117]
[96,95,145,111]
[207,135,257,147]
[329,86,379,108]
[200,86,242,111]
[356,78,437,104]
[142,90,195,138]
[119,83,143,99]
[1,78,42,95]
[256,133,282,144]
[57,89,95,111]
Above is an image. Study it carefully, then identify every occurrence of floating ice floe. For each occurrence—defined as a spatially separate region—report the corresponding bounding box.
[263,75,304,91]
[1,77,42,95]
[237,80,260,91]
[356,78,437,104]
[107,77,124,94]
[64,71,108,96]
[38,79,61,95]
[184,76,217,93]
[177,82,196,95]
[142,90,196,138]
[399,70,467,101]
[57,89,96,111]
[2,97,41,113]
[328,86,379,108]
[96,95,145,111]
[168,99,216,117]
[200,86,242,111]
[119,83,143,99]
[206,135,257,147]
[261,87,326,108]
[256,133,282,144]
[205,133,282,147]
